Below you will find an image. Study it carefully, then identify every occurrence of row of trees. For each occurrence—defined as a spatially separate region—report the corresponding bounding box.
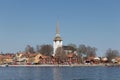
[24,44,97,57]
[24,44,120,62]
[68,44,120,62]
[25,44,53,56]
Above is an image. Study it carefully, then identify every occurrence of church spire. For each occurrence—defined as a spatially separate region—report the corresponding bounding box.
[54,20,62,41]
[56,20,60,37]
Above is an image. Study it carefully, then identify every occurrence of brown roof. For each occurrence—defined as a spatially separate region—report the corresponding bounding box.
[67,53,76,58]
[0,54,14,59]
[18,52,37,58]
[41,55,48,59]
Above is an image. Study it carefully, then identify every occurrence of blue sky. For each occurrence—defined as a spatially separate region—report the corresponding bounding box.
[0,0,120,56]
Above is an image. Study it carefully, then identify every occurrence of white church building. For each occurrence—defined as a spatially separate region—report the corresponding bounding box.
[53,21,63,56]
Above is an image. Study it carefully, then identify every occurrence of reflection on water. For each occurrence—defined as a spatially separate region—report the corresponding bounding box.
[53,67,62,80]
[0,66,120,80]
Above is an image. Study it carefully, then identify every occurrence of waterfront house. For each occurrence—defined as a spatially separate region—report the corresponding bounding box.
[101,57,108,63]
[0,55,3,64]
[114,57,120,64]
[2,54,14,64]
[15,52,27,65]
[67,53,78,64]
[39,55,49,64]
[23,53,37,65]
[85,56,101,64]
[33,53,42,64]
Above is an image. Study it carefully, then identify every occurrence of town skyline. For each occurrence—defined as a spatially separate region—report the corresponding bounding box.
[0,0,120,56]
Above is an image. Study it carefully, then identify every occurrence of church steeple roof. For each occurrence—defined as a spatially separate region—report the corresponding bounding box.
[54,20,62,41]
[56,22,60,35]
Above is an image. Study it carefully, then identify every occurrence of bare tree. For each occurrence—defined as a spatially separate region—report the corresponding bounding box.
[25,45,35,53]
[37,44,53,56]
[77,44,87,56]
[55,47,66,63]
[105,48,119,62]
[86,46,97,57]
[36,45,41,53]
[78,44,97,57]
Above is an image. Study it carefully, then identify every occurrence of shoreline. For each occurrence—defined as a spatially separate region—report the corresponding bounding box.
[1,63,119,67]
[0,64,108,67]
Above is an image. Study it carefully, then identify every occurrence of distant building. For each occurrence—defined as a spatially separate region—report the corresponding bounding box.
[63,46,77,54]
[53,21,62,56]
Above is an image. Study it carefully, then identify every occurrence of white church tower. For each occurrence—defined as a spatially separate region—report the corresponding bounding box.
[53,21,62,56]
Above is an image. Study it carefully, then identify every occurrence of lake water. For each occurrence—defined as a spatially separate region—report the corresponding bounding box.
[0,66,120,80]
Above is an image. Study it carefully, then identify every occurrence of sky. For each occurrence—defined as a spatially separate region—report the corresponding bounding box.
[0,0,120,56]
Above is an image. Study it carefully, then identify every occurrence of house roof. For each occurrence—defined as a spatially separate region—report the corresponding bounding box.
[67,53,76,58]
[63,46,76,51]
[18,52,37,58]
